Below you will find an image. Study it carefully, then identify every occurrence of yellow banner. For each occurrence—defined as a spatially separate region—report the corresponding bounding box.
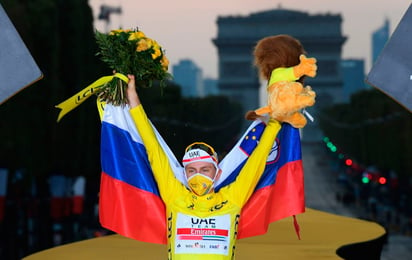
[55,73,128,122]
[97,99,106,122]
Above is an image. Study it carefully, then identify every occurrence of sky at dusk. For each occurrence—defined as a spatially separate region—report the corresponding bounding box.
[90,0,410,78]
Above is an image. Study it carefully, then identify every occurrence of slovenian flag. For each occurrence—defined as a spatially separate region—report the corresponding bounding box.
[99,104,304,244]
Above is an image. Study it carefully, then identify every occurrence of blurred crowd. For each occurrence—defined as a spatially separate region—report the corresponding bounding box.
[0,167,110,260]
[330,156,412,237]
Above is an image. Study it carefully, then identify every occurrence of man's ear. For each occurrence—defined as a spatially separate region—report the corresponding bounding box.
[215,168,222,181]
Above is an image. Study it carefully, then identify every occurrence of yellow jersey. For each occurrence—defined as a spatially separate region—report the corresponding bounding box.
[130,105,280,259]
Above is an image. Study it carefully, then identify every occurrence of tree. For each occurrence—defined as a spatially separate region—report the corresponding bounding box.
[139,82,243,160]
[319,89,412,181]
[0,0,244,179]
[0,0,105,178]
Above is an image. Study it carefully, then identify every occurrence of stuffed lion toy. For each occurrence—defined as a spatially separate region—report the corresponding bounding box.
[246,34,317,128]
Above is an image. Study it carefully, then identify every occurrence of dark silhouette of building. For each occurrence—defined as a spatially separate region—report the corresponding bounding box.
[172,59,203,97]
[372,19,390,65]
[203,77,219,96]
[341,59,369,103]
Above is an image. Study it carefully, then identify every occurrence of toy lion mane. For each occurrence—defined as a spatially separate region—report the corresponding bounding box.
[246,34,317,128]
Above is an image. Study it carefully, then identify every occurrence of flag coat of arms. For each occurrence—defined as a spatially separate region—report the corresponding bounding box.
[99,104,305,244]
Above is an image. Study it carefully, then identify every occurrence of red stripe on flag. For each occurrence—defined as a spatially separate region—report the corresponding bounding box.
[99,172,167,244]
[238,160,305,239]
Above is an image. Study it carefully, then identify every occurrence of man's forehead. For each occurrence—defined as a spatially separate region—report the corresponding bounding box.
[185,161,215,169]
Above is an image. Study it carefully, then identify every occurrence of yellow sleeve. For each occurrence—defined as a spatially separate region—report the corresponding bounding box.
[224,119,281,206]
[129,105,184,202]
[268,67,298,86]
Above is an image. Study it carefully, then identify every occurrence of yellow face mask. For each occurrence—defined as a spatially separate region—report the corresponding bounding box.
[187,173,214,196]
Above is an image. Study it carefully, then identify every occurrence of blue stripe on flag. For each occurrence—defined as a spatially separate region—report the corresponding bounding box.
[101,121,160,195]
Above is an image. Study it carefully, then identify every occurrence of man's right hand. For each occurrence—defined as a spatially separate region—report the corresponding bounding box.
[126,74,141,108]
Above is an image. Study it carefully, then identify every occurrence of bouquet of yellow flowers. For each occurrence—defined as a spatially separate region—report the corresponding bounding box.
[95,28,171,105]
[55,28,171,122]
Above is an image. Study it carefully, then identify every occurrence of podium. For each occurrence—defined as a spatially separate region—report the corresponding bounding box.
[23,208,386,260]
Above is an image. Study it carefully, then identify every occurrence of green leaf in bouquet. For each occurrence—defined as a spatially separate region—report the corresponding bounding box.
[95,28,172,105]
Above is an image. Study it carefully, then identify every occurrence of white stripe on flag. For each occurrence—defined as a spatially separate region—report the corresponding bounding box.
[102,104,269,187]
[103,104,186,185]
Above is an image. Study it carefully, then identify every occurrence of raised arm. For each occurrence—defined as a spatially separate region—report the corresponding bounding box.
[225,119,281,206]
[126,75,183,201]
[126,75,141,108]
